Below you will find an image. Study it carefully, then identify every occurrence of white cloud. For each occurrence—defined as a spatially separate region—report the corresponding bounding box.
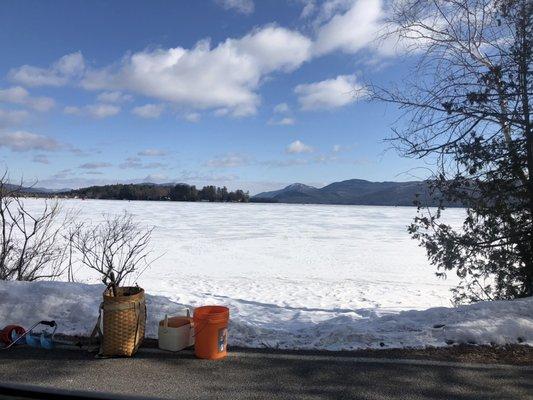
[261,158,310,167]
[0,131,61,152]
[215,0,254,14]
[0,109,29,127]
[183,112,201,123]
[270,102,294,125]
[273,102,290,114]
[205,154,250,168]
[175,170,238,183]
[9,52,85,87]
[120,156,167,169]
[64,103,120,118]
[308,0,354,24]
[0,86,55,111]
[143,173,168,182]
[268,117,295,126]
[138,149,168,157]
[81,26,312,116]
[295,74,365,110]
[32,154,50,164]
[286,140,313,154]
[5,5,404,121]
[96,91,133,103]
[332,143,354,153]
[299,0,317,19]
[86,104,120,118]
[79,162,112,169]
[131,103,165,118]
[312,0,383,56]
[52,169,73,179]
[213,108,230,117]
[119,157,141,169]
[63,106,81,115]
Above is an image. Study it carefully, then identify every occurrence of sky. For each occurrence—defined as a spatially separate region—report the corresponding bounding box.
[0,0,429,194]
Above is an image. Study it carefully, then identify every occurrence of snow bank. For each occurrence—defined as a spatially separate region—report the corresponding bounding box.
[1,281,531,350]
[0,281,188,338]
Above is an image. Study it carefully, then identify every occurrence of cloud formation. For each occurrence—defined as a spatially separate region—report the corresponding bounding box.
[273,103,290,114]
[205,154,251,168]
[215,0,254,14]
[5,2,402,121]
[9,52,85,87]
[132,104,165,118]
[269,102,295,125]
[0,131,61,152]
[96,91,133,103]
[295,74,365,110]
[79,162,112,169]
[32,154,50,164]
[268,117,295,126]
[0,109,29,128]
[183,112,201,123]
[312,0,383,56]
[286,140,313,154]
[0,86,55,111]
[81,26,312,116]
[119,156,167,169]
[138,149,168,157]
[64,103,121,118]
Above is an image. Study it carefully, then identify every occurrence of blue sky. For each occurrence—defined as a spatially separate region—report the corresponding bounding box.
[0,0,428,194]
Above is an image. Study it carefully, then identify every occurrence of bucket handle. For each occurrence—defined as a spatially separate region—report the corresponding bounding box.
[162,309,191,329]
[191,317,224,338]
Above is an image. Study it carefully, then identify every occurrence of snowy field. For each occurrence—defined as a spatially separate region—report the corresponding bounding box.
[1,198,532,350]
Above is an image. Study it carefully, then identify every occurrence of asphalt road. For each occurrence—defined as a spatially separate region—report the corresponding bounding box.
[0,346,531,400]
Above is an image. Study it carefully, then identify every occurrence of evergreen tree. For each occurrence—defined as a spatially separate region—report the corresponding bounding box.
[374,0,533,302]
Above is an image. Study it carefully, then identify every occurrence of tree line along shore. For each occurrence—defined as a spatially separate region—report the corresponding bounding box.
[22,183,251,203]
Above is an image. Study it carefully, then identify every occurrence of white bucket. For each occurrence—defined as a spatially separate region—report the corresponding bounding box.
[158,312,194,352]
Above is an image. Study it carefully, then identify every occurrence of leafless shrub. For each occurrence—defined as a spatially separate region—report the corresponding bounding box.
[0,171,74,281]
[71,212,154,295]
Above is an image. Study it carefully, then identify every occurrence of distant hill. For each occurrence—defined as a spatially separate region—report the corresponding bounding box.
[253,179,449,206]
[2,183,68,194]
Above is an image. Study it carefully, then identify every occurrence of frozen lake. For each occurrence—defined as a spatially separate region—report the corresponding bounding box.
[19,198,470,348]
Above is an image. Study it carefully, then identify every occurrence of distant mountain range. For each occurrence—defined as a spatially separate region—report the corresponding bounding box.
[3,183,68,194]
[6,178,455,207]
[253,179,447,206]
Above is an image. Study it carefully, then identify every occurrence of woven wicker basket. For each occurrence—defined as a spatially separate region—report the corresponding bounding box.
[101,286,146,357]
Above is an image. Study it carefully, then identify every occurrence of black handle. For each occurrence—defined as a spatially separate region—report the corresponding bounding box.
[40,321,56,327]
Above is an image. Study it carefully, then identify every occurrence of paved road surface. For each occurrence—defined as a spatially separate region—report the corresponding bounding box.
[0,346,531,399]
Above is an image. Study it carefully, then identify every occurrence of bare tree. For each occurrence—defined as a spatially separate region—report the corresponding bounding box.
[371,0,532,301]
[0,171,73,281]
[71,212,154,295]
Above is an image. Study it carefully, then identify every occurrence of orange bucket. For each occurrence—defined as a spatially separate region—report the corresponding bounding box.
[193,306,229,360]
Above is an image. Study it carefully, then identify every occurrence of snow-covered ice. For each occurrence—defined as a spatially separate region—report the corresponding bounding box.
[1,198,532,350]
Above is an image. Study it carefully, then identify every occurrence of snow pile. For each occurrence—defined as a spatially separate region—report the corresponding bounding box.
[0,281,188,338]
[1,280,531,350]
